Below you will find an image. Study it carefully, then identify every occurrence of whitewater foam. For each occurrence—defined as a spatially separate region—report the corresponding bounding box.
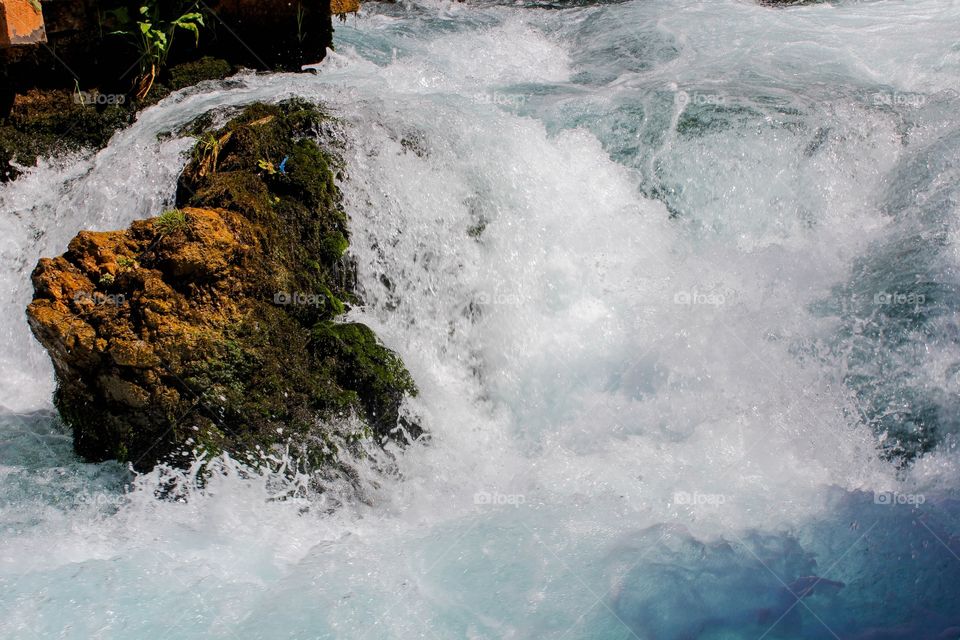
[2,0,960,638]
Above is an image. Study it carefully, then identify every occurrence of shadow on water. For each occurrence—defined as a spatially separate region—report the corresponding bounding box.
[611,489,960,639]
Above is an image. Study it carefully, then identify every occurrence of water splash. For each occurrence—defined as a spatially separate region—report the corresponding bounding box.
[1,0,960,638]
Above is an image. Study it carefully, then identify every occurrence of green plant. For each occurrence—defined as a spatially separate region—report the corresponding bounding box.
[195,130,232,177]
[28,0,41,13]
[73,79,87,108]
[155,208,188,235]
[117,256,137,271]
[111,2,205,99]
[295,3,307,44]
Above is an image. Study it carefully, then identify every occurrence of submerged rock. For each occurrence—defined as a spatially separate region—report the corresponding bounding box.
[27,100,420,471]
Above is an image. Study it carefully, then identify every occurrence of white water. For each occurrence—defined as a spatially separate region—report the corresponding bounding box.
[2,1,960,638]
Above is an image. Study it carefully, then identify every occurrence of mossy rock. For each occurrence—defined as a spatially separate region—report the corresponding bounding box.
[27,101,421,472]
[1,59,233,183]
[312,322,420,440]
[168,58,234,91]
[0,90,133,181]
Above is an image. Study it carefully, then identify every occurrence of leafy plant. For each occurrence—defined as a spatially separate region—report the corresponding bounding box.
[295,3,307,44]
[155,208,188,235]
[195,130,233,177]
[117,255,138,271]
[111,2,205,99]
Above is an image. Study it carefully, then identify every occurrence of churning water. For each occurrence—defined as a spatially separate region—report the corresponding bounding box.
[2,0,960,638]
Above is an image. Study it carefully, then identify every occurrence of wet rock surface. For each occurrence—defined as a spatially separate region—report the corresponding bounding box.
[27,100,420,471]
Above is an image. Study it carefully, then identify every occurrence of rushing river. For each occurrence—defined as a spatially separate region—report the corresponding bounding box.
[2,0,960,638]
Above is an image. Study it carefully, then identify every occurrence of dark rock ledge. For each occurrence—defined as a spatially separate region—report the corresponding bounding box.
[0,0,361,182]
[27,100,421,472]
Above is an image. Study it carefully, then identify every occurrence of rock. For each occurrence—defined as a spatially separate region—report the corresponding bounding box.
[0,89,133,182]
[38,0,90,37]
[330,0,361,15]
[1,1,342,180]
[168,57,234,91]
[27,100,421,471]
[0,0,46,47]
[194,0,333,70]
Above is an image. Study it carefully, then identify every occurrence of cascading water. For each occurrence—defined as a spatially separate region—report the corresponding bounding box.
[2,0,960,638]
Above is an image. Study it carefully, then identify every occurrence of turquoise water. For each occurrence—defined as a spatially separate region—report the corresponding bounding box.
[1,1,960,638]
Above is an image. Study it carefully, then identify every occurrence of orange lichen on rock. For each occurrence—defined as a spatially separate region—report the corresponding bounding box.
[26,206,257,466]
[330,0,361,15]
[0,0,46,47]
[27,101,419,472]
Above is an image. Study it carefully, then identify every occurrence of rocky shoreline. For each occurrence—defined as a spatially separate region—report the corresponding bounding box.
[1,0,358,181]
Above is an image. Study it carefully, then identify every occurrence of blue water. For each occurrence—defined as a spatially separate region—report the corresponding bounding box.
[1,0,959,638]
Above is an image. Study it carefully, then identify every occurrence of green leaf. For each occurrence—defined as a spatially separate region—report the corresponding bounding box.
[177,22,201,45]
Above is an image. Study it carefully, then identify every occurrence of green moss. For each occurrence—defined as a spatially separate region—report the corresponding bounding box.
[191,424,229,460]
[178,100,351,314]
[180,310,390,467]
[0,91,133,182]
[311,322,419,441]
[1,56,238,183]
[171,102,422,461]
[321,285,346,315]
[168,57,233,91]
